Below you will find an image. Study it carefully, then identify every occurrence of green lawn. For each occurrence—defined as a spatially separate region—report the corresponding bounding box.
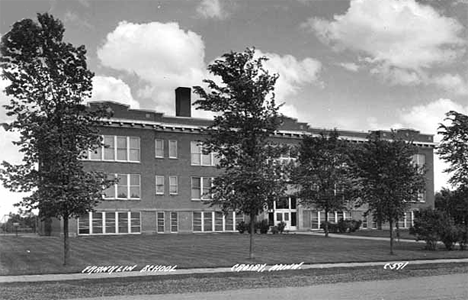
[337,229,414,240]
[1,233,467,276]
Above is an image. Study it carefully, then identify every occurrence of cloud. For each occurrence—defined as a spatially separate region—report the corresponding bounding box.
[337,62,359,72]
[63,11,92,29]
[255,50,322,104]
[196,0,228,20]
[305,0,465,87]
[97,21,207,116]
[430,73,468,95]
[90,76,140,108]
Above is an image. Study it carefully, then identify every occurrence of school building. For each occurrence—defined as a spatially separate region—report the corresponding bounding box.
[42,87,435,236]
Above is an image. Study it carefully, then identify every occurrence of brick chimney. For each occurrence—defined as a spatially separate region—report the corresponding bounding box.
[175,87,191,117]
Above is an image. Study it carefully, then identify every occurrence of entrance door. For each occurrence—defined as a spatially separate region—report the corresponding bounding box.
[273,197,297,231]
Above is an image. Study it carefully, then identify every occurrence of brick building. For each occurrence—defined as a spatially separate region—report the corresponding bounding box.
[43,87,435,236]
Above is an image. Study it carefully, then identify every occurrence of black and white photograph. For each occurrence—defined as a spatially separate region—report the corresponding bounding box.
[0,0,467,299]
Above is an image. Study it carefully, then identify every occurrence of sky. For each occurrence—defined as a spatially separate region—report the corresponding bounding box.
[0,0,467,218]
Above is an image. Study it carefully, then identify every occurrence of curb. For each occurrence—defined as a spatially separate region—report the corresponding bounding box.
[2,258,468,283]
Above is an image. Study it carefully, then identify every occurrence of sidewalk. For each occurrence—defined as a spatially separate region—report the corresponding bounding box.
[2,258,468,284]
[292,231,418,242]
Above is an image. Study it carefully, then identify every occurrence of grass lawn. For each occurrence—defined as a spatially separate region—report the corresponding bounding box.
[337,229,414,240]
[1,233,468,276]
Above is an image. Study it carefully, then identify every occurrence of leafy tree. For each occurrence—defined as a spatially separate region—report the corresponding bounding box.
[410,208,445,250]
[292,129,355,237]
[350,131,426,254]
[0,13,114,265]
[438,111,468,187]
[193,48,288,259]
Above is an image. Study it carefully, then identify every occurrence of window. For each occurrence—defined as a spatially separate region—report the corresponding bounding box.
[157,212,165,233]
[169,176,178,195]
[129,174,140,199]
[78,212,141,235]
[169,140,177,158]
[117,136,128,160]
[104,174,140,200]
[130,212,141,233]
[215,212,223,231]
[193,212,202,232]
[204,212,213,232]
[191,177,212,200]
[191,141,218,166]
[171,212,178,232]
[155,139,164,158]
[129,137,140,162]
[85,136,140,162]
[156,176,165,195]
[225,212,234,231]
[103,135,115,160]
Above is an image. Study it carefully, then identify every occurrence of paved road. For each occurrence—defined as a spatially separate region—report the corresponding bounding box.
[70,273,468,300]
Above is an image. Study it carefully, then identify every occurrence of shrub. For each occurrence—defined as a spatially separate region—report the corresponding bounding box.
[277,221,286,234]
[271,226,279,234]
[320,221,339,233]
[337,219,348,233]
[410,208,444,250]
[439,224,459,250]
[457,226,468,250]
[348,219,362,232]
[246,222,258,234]
[257,219,270,234]
[236,221,247,234]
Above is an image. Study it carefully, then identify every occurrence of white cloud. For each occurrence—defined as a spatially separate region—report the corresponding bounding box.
[306,0,465,87]
[337,62,359,72]
[97,21,207,116]
[90,76,140,108]
[196,0,228,20]
[431,73,468,95]
[255,50,322,104]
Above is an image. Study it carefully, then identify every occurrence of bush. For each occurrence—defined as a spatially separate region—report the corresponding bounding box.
[257,219,270,234]
[320,221,339,233]
[271,226,279,234]
[410,208,444,250]
[457,226,468,250]
[439,224,459,250]
[236,221,247,234]
[348,219,362,232]
[277,221,286,234]
[337,219,348,233]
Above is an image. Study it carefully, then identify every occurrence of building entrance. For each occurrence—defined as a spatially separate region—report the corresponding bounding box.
[269,196,297,231]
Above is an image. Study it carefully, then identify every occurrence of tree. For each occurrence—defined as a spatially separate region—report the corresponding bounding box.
[292,129,355,237]
[350,132,426,254]
[438,111,468,188]
[0,13,114,265]
[193,48,288,259]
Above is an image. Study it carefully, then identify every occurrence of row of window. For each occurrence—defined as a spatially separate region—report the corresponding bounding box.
[86,136,140,162]
[78,211,141,235]
[103,174,141,199]
[310,211,415,230]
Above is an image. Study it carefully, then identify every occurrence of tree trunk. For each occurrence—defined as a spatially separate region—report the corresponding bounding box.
[324,209,329,237]
[63,214,70,266]
[389,219,394,255]
[249,212,255,259]
[396,219,400,242]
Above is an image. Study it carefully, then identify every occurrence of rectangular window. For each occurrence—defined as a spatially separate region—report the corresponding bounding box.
[129,174,140,199]
[103,174,116,199]
[201,178,211,200]
[191,177,201,199]
[171,212,178,232]
[78,213,90,234]
[103,135,115,160]
[225,212,234,231]
[117,174,128,199]
[311,211,319,230]
[156,176,165,195]
[362,216,368,229]
[235,213,244,226]
[204,212,213,232]
[169,176,178,195]
[117,136,127,161]
[291,212,297,226]
[130,212,141,233]
[92,212,103,234]
[193,212,202,232]
[129,137,140,162]
[169,140,177,158]
[191,141,201,165]
[157,212,165,233]
[106,212,116,234]
[155,139,164,158]
[118,212,129,233]
[215,212,223,231]
[191,141,217,166]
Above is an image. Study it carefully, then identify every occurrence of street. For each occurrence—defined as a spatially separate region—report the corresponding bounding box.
[69,273,468,300]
